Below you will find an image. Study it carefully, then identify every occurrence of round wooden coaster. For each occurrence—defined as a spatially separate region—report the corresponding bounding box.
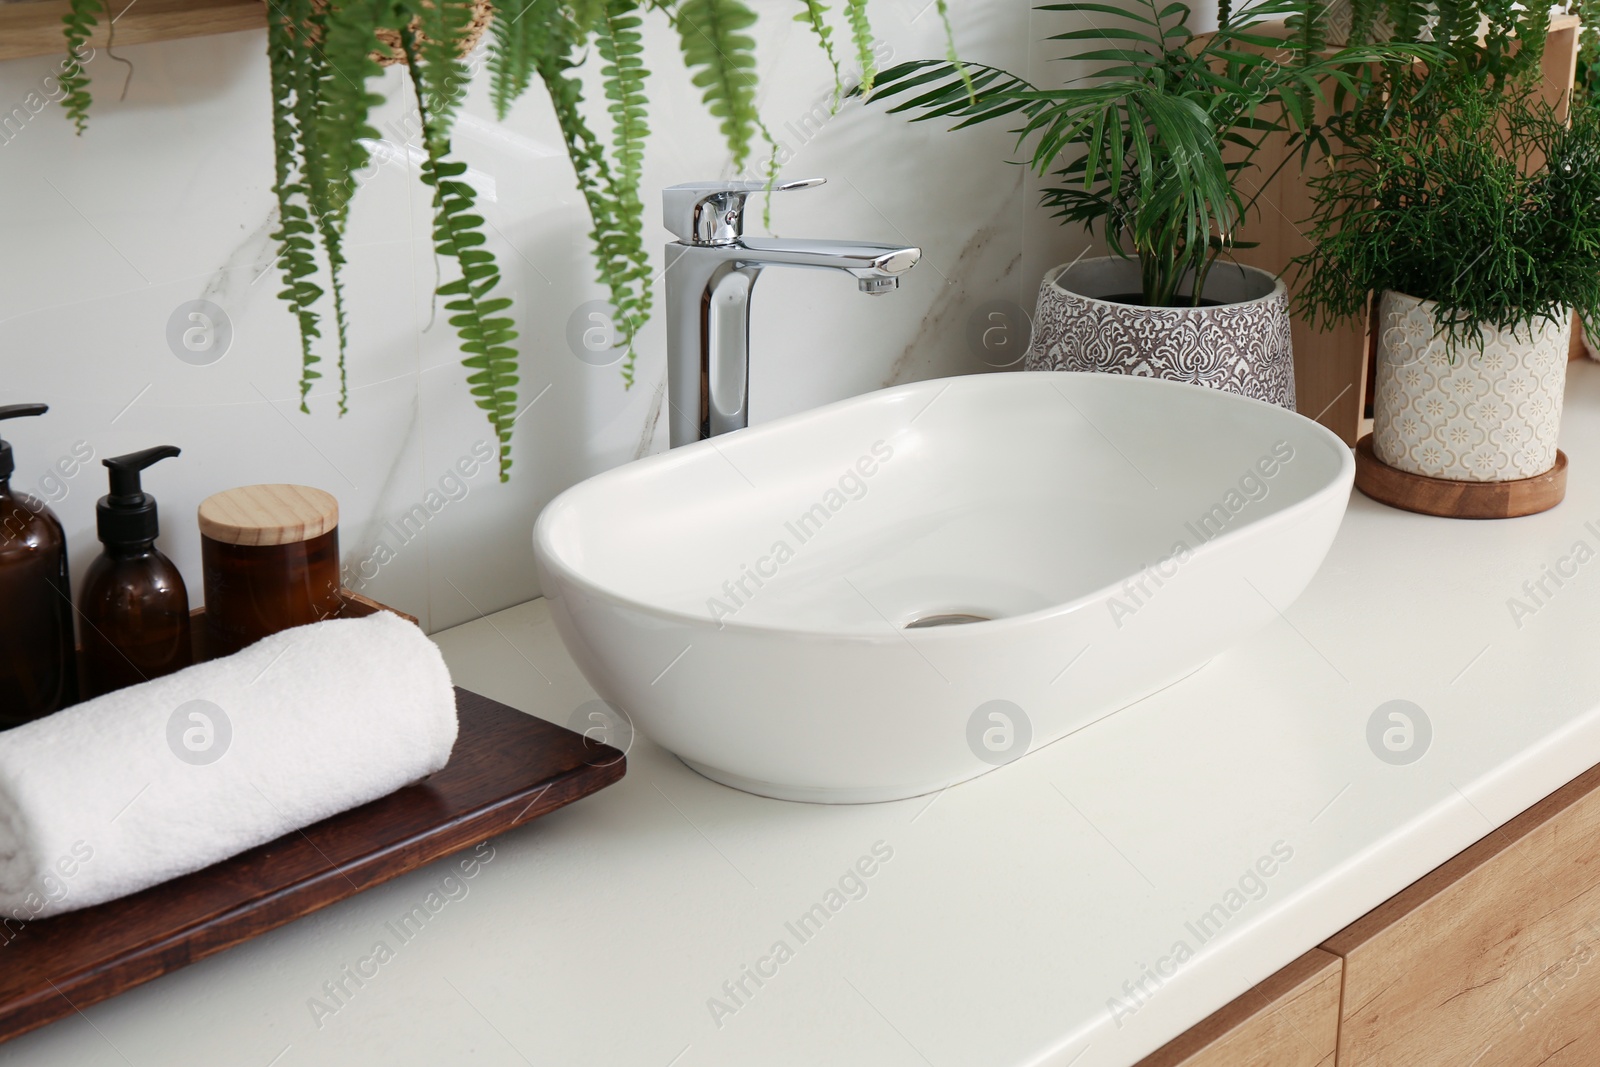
[1354,435,1567,519]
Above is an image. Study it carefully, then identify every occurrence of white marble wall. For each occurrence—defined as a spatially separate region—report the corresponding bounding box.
[0,1,1089,632]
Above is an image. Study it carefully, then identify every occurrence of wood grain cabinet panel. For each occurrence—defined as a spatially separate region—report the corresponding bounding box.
[1134,949,1342,1067]
[1323,763,1600,1066]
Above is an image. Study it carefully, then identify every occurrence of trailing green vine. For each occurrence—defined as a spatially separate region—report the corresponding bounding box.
[264,0,326,414]
[59,0,100,134]
[676,0,761,172]
[1342,0,1550,83]
[404,16,521,478]
[491,0,646,385]
[593,0,651,385]
[58,0,958,479]
[843,0,876,91]
[795,0,841,107]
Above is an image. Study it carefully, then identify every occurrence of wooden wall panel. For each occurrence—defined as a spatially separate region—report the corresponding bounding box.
[1231,126,1369,443]
[1542,16,1582,119]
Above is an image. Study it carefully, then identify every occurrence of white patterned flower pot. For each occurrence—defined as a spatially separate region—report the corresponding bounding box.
[1025,256,1296,410]
[1372,291,1570,482]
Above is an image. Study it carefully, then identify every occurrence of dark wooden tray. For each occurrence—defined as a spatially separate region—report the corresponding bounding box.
[0,687,624,1045]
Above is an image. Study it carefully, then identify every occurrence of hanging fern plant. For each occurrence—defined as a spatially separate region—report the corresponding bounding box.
[1578,0,1600,101]
[1338,0,1551,83]
[57,0,944,480]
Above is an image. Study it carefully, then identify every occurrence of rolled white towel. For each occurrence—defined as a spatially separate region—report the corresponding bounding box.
[0,611,458,921]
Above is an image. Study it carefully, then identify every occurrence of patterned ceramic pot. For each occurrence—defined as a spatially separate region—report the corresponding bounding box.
[1025,257,1296,410]
[1372,290,1570,482]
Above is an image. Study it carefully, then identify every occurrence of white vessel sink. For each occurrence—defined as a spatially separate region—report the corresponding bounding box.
[534,372,1354,802]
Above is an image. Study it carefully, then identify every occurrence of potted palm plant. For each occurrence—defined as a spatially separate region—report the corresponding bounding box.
[865,0,1411,410]
[1296,74,1600,513]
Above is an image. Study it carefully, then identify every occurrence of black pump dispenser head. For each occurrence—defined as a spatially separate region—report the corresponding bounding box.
[0,404,49,481]
[97,446,181,547]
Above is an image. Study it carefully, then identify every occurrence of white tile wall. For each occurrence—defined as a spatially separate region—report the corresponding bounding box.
[0,1,1090,632]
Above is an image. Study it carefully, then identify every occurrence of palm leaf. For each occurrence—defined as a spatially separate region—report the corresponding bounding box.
[863,61,1040,130]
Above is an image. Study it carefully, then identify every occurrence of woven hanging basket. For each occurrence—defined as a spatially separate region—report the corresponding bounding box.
[372,0,492,66]
[264,0,493,67]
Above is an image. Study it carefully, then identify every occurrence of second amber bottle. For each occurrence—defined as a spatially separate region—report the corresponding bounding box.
[79,447,192,698]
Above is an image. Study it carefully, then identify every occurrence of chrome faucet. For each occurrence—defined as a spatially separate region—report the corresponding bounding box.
[663,178,922,446]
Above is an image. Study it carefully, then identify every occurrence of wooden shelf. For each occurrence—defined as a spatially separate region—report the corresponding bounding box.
[0,0,264,63]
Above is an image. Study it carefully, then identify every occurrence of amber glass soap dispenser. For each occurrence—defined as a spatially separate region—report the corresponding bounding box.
[0,404,77,726]
[79,446,192,698]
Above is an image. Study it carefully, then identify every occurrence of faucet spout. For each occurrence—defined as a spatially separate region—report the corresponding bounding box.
[662,180,922,448]
[734,238,922,281]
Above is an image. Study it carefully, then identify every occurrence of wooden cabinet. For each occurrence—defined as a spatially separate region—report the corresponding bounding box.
[1324,763,1600,1066]
[1145,762,1600,1066]
[1134,949,1342,1067]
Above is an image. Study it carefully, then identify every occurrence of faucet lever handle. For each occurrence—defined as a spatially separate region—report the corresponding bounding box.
[663,178,826,246]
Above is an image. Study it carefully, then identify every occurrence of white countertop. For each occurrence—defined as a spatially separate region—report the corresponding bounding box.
[11,363,1600,1067]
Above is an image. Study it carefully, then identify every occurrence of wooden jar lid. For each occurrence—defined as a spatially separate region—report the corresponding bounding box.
[198,484,339,546]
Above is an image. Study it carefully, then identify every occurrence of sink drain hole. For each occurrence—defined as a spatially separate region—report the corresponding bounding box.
[905,612,992,629]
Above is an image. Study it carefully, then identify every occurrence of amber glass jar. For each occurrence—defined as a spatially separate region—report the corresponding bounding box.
[199,485,342,659]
